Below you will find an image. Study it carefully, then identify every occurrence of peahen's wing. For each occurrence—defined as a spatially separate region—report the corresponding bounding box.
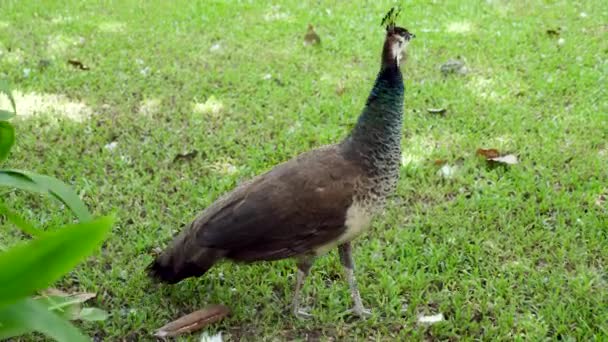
[189,145,361,261]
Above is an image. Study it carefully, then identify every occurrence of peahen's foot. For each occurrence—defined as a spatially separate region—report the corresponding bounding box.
[342,305,372,319]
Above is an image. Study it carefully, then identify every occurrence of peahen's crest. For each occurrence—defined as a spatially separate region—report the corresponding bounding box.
[381,6,402,31]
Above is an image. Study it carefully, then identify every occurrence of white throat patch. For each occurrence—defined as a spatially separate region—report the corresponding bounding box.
[391,37,407,66]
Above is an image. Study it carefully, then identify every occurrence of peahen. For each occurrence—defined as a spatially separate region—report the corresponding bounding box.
[148,18,414,318]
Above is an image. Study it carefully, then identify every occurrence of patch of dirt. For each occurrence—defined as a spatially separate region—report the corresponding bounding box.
[0,91,92,122]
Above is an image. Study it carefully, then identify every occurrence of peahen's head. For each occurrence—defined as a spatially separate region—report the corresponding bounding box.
[382,25,415,68]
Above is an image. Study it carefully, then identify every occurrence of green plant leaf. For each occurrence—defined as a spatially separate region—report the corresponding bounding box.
[0,122,14,162]
[0,80,16,114]
[76,307,108,322]
[0,170,41,193]
[35,294,92,312]
[0,170,92,221]
[0,110,15,121]
[33,294,107,322]
[0,216,114,307]
[0,202,42,237]
[0,298,89,341]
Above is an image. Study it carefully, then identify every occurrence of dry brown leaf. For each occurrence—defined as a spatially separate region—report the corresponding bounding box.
[417,312,445,325]
[303,24,321,46]
[477,149,519,165]
[67,59,90,70]
[476,148,500,159]
[440,59,468,76]
[489,154,519,165]
[39,289,96,302]
[151,246,163,256]
[173,150,198,163]
[41,288,69,297]
[335,81,346,96]
[154,304,230,338]
[596,194,606,207]
[71,292,97,302]
[427,108,447,115]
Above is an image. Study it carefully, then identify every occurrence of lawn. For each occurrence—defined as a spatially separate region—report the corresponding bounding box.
[1,0,607,340]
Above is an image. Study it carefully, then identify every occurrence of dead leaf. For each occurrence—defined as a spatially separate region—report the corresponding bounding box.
[434,159,446,166]
[154,304,230,338]
[273,78,285,87]
[151,246,163,256]
[39,289,96,303]
[417,313,444,325]
[72,292,97,302]
[38,59,52,70]
[335,81,346,96]
[173,150,198,163]
[427,108,447,115]
[596,194,606,207]
[41,288,69,297]
[303,24,321,46]
[437,164,457,179]
[477,149,519,165]
[34,290,107,322]
[440,59,468,76]
[200,331,223,342]
[489,154,518,165]
[476,148,500,159]
[67,59,90,70]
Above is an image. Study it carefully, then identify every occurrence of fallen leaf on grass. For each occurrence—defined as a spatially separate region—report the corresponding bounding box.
[477,148,518,165]
[173,150,198,163]
[67,59,90,70]
[417,313,444,325]
[104,141,118,151]
[303,24,321,46]
[40,288,69,296]
[154,304,230,338]
[200,331,223,342]
[488,154,518,165]
[427,108,447,115]
[38,289,97,305]
[476,148,500,159]
[35,289,108,322]
[335,81,346,96]
[38,59,52,70]
[437,164,457,179]
[596,193,606,207]
[440,59,468,76]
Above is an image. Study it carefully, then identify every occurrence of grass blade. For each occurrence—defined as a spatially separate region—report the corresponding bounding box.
[0,216,114,307]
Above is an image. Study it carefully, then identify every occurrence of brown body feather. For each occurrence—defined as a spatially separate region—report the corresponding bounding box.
[148,144,363,283]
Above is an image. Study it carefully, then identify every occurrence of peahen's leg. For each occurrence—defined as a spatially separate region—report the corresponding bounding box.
[339,242,371,318]
[292,255,315,319]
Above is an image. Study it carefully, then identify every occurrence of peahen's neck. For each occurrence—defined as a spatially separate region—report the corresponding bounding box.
[342,64,404,175]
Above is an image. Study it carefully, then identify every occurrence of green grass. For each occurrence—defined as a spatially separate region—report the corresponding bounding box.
[1,0,607,340]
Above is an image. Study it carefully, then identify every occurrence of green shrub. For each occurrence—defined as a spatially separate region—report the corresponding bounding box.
[0,80,114,341]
